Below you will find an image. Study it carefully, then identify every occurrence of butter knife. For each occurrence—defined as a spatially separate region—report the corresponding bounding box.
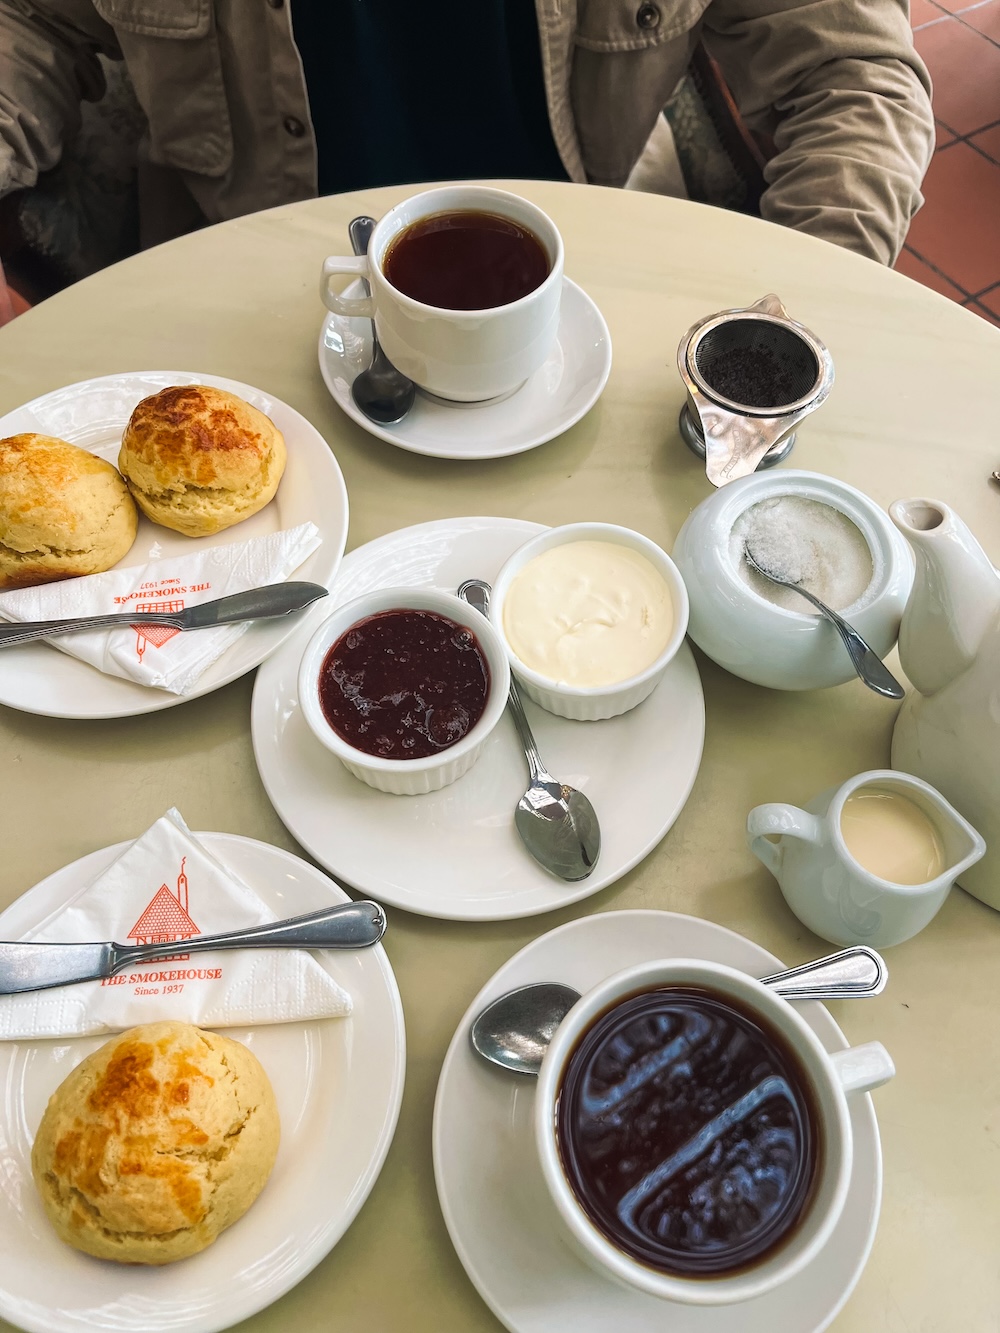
[0,581,328,648]
[0,901,386,995]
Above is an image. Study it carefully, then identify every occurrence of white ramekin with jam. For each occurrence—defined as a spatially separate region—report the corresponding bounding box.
[297,587,510,795]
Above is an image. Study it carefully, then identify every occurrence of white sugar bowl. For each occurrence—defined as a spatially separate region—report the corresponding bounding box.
[671,471,913,691]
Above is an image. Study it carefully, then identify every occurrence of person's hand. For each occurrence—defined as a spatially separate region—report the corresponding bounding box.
[0,256,18,328]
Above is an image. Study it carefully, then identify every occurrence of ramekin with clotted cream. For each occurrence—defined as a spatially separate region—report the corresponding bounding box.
[490,522,690,721]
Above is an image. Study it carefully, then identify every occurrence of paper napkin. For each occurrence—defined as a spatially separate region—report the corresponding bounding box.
[0,809,353,1041]
[0,523,321,694]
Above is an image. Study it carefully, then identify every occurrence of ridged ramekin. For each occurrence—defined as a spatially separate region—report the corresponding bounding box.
[489,522,690,721]
[297,587,510,795]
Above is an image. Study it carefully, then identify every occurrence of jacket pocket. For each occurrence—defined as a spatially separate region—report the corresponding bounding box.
[576,0,711,50]
[92,0,232,175]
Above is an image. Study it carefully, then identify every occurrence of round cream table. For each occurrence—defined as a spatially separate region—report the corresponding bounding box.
[1,181,998,1333]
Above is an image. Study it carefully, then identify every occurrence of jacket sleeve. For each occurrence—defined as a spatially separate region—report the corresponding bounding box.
[701,0,934,264]
[0,0,117,198]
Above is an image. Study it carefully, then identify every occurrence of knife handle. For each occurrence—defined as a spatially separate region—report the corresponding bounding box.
[111,901,387,972]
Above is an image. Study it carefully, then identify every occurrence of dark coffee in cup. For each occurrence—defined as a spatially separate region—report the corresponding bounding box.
[555,985,820,1277]
[383,210,550,312]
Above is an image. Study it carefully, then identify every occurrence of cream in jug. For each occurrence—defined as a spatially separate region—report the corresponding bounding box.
[840,788,945,885]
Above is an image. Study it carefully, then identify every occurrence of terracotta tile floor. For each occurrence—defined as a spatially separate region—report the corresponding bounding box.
[898,0,1000,328]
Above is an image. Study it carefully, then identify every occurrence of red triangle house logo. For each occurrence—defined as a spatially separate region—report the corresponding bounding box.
[126,857,199,962]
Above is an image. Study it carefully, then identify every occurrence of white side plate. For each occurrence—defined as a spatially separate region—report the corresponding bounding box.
[0,833,405,1333]
[251,517,705,920]
[0,372,349,718]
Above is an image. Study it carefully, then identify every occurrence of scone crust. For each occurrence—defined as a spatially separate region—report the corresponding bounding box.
[0,433,138,588]
[31,1021,280,1265]
[119,385,286,537]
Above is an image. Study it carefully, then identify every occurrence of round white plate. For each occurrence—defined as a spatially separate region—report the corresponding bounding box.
[317,278,612,459]
[250,517,705,921]
[0,833,405,1333]
[433,910,882,1333]
[0,372,349,719]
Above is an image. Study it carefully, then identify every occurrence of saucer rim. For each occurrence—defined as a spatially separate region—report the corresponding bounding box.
[317,276,612,459]
[432,909,883,1333]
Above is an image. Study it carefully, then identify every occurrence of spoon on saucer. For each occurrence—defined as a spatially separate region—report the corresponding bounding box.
[470,945,887,1075]
[458,578,601,882]
[347,215,416,425]
[744,543,905,700]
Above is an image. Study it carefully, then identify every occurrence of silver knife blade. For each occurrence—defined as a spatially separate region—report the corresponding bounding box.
[0,941,116,995]
[179,582,328,629]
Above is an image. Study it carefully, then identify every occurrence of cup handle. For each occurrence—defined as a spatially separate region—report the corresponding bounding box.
[829,1041,896,1096]
[746,804,822,878]
[320,256,374,317]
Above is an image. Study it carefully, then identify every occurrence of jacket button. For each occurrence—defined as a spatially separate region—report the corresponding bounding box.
[283,116,306,137]
[636,3,660,27]
[266,0,284,7]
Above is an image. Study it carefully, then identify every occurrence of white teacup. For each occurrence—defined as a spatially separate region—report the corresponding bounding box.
[747,770,986,948]
[534,958,894,1307]
[319,185,564,402]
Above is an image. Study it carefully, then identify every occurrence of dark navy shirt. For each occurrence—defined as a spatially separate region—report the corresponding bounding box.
[291,0,569,195]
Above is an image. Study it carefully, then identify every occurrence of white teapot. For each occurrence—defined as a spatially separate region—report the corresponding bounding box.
[890,498,1000,909]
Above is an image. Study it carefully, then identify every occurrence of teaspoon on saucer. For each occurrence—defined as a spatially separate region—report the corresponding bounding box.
[458,578,601,882]
[744,544,905,700]
[470,945,887,1075]
[347,215,416,425]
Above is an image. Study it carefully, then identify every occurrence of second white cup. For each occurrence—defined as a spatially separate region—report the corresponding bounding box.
[319,185,564,402]
[534,957,895,1306]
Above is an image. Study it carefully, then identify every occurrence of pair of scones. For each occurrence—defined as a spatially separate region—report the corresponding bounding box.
[0,386,286,589]
[31,1021,280,1265]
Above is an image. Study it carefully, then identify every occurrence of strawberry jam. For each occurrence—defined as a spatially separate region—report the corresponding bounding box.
[318,608,490,760]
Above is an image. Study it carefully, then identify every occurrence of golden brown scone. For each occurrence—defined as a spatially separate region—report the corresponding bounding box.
[31,1021,280,1265]
[118,385,286,537]
[0,433,138,589]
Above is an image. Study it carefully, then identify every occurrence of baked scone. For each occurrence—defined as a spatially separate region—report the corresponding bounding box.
[118,385,286,537]
[0,433,138,589]
[31,1021,280,1265]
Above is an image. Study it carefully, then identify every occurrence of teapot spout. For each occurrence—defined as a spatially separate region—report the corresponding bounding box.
[890,499,1000,695]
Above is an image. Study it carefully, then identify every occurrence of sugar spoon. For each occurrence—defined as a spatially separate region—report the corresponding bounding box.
[347,215,416,425]
[744,543,905,699]
[470,945,887,1076]
[457,578,601,882]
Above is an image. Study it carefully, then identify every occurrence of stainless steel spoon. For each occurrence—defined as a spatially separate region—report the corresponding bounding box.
[458,578,601,882]
[744,544,905,700]
[348,215,416,425]
[470,945,887,1075]
[0,581,328,648]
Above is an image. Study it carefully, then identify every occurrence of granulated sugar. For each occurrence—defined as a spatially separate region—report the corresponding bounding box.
[729,496,874,613]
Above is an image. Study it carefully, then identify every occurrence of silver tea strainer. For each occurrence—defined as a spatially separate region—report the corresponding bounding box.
[677,294,834,487]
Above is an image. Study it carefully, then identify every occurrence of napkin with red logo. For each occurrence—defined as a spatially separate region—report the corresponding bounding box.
[0,522,321,694]
[0,809,352,1041]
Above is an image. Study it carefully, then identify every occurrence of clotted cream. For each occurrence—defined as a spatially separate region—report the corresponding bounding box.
[502,540,673,688]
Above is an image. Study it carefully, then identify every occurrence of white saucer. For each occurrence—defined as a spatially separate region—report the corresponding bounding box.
[317,278,612,459]
[250,517,704,921]
[0,833,405,1333]
[0,372,349,719]
[433,911,882,1333]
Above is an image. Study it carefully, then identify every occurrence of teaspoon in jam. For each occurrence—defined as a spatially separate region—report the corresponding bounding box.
[744,543,904,700]
[470,945,887,1076]
[347,215,416,426]
[457,578,601,882]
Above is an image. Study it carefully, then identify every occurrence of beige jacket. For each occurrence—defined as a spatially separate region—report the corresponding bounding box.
[0,0,933,264]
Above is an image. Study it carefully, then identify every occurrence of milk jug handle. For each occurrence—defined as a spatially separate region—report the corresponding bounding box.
[830,1041,896,1096]
[746,804,823,877]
